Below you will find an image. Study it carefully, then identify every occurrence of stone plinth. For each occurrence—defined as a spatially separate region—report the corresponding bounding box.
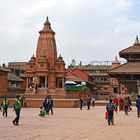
[24,94,66,99]
[0,98,79,108]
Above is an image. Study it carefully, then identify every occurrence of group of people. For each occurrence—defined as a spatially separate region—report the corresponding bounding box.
[0,95,26,126]
[0,94,54,126]
[1,94,140,127]
[106,95,140,126]
[79,96,95,110]
[39,95,53,117]
[0,95,54,125]
[112,96,132,114]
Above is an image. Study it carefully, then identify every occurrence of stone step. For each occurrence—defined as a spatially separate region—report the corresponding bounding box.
[23,94,66,99]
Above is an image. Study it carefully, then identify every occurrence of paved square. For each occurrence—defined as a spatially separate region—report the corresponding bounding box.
[0,106,140,140]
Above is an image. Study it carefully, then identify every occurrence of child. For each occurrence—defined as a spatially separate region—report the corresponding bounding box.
[1,97,9,117]
[39,107,46,117]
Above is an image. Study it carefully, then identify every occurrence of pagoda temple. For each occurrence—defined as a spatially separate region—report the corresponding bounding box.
[109,36,140,95]
[23,17,66,95]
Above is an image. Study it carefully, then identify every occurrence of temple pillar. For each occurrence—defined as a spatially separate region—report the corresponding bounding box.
[47,72,56,94]
[62,77,65,88]
[26,77,29,89]
[45,76,47,88]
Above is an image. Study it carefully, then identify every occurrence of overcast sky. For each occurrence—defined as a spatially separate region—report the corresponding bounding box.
[0,0,140,67]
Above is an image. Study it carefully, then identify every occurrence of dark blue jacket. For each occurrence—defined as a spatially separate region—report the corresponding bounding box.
[136,98,140,107]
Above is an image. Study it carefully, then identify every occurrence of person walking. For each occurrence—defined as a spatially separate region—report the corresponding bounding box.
[48,96,53,115]
[1,97,9,117]
[123,97,130,115]
[79,96,84,110]
[113,97,118,113]
[20,96,27,108]
[87,96,91,110]
[106,99,115,125]
[136,95,140,118]
[12,95,22,126]
[119,97,124,111]
[127,96,132,111]
[43,96,50,115]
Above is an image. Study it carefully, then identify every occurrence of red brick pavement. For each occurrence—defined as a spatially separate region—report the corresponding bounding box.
[0,106,140,140]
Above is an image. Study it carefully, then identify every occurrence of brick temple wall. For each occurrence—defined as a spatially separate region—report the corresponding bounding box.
[0,74,8,97]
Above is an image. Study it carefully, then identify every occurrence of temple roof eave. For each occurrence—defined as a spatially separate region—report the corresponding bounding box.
[109,72,140,75]
[0,67,10,73]
[120,52,140,56]
[39,30,55,35]
[119,45,140,56]
[89,73,109,77]
[109,62,140,74]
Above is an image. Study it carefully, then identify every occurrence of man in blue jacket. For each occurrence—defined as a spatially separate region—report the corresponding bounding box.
[106,99,115,125]
[136,95,140,118]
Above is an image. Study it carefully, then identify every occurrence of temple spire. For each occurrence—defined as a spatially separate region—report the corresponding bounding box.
[115,56,118,61]
[134,35,139,44]
[44,16,51,26]
[113,56,120,64]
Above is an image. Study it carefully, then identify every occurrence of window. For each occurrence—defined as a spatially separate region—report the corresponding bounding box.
[104,78,107,81]
[113,87,118,94]
[104,87,108,90]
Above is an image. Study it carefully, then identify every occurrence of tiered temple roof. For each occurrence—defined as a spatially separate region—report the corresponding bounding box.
[109,36,140,74]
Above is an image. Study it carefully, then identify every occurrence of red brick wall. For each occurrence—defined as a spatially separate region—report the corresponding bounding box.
[0,74,8,97]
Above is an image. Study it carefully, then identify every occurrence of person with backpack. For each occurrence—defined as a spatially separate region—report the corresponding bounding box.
[106,99,115,125]
[12,95,22,126]
[123,97,130,115]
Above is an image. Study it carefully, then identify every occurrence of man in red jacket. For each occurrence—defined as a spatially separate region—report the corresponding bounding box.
[113,97,118,113]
